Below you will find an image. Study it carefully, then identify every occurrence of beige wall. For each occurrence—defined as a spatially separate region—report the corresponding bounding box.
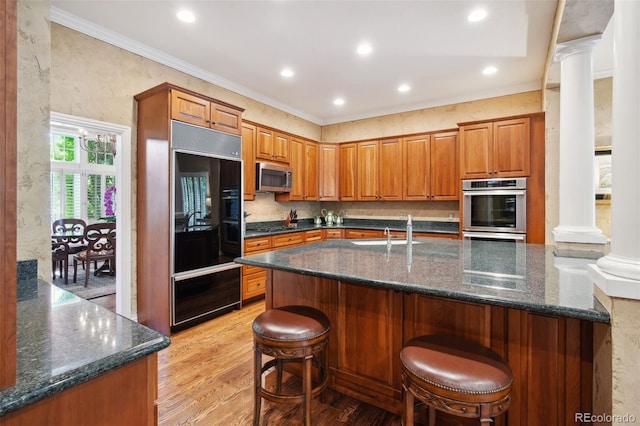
[321,91,542,141]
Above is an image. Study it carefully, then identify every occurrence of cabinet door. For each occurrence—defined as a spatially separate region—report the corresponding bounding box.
[211,104,241,135]
[339,143,357,201]
[334,283,403,403]
[430,131,459,200]
[460,122,492,178]
[304,141,319,200]
[170,90,211,128]
[344,229,383,239]
[378,138,403,200]
[288,137,305,200]
[273,132,290,163]
[403,134,431,200]
[241,123,257,201]
[493,118,530,177]
[256,127,274,161]
[357,141,379,200]
[318,144,339,201]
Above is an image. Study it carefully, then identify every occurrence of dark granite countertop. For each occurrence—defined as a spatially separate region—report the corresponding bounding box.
[0,281,170,417]
[244,218,459,239]
[235,238,610,323]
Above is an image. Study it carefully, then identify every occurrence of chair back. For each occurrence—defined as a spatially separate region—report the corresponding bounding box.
[52,218,87,247]
[51,239,69,262]
[85,222,116,256]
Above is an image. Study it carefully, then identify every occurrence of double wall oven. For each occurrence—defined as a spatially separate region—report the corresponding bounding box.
[462,177,528,287]
[462,177,527,242]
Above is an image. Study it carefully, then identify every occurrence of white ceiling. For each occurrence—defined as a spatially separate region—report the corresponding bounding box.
[50,0,613,126]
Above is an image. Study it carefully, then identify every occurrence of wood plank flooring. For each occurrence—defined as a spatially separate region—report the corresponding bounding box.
[156,300,403,426]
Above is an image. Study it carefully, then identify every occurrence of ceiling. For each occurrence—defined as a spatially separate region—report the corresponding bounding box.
[51,0,613,126]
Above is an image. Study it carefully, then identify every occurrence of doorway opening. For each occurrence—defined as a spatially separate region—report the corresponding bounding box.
[50,112,133,319]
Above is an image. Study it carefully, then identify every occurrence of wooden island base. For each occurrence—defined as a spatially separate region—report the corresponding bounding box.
[267,269,594,426]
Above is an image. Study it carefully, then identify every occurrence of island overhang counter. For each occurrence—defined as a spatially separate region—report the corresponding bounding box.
[235,238,610,425]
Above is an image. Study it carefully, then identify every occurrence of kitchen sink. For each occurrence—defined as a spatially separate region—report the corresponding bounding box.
[350,239,421,246]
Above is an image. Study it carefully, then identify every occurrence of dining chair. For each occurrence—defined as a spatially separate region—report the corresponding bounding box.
[52,218,88,255]
[73,222,116,287]
[51,239,70,284]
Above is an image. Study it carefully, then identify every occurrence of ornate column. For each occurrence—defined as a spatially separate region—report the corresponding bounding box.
[552,35,608,254]
[588,0,640,421]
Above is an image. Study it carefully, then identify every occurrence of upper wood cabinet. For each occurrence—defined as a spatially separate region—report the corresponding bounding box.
[276,137,318,201]
[170,89,242,135]
[256,127,290,163]
[339,143,357,201]
[460,117,530,178]
[356,140,379,200]
[402,130,460,201]
[356,139,402,201]
[318,144,339,201]
[241,123,257,201]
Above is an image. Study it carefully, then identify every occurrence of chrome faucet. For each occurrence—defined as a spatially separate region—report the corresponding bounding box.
[383,227,392,260]
[384,227,391,244]
[185,211,201,229]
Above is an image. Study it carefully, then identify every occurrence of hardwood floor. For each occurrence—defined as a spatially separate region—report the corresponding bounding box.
[156,300,404,426]
[90,294,116,311]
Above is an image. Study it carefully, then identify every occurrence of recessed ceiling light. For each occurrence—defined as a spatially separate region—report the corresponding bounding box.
[468,8,487,22]
[482,66,498,75]
[398,84,411,93]
[280,68,294,78]
[357,43,373,56]
[333,98,345,106]
[177,9,196,23]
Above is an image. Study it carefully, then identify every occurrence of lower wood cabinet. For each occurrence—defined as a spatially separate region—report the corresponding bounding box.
[267,270,595,425]
[0,355,159,426]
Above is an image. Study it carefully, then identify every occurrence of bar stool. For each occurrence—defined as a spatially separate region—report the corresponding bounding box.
[252,305,330,426]
[400,334,513,426]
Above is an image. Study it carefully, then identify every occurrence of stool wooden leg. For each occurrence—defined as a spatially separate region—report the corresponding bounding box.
[276,359,283,394]
[253,347,262,426]
[303,355,312,426]
[428,406,435,426]
[403,384,414,426]
[479,403,492,425]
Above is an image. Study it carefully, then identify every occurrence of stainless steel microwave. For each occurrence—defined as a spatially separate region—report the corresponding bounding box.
[256,162,293,192]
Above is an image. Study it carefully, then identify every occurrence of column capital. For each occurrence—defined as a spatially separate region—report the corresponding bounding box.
[554,34,603,62]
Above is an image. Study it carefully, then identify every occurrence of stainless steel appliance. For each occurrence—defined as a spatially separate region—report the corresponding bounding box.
[171,121,242,331]
[462,177,527,242]
[256,162,293,192]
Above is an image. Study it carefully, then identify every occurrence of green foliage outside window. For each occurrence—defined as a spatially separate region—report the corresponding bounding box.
[50,135,76,162]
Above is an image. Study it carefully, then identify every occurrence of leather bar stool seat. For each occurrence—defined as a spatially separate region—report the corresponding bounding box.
[400,335,513,426]
[253,305,330,426]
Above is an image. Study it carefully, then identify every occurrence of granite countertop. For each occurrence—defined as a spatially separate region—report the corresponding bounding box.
[235,238,610,323]
[0,281,170,417]
[244,218,459,238]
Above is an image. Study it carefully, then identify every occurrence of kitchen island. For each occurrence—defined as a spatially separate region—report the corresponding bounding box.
[235,238,609,425]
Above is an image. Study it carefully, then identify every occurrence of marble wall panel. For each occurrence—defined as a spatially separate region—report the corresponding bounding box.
[16,0,51,281]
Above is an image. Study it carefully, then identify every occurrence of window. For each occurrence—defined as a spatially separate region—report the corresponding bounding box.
[50,129,116,223]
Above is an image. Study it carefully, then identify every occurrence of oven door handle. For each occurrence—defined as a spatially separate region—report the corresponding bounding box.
[463,190,526,197]
[463,232,526,241]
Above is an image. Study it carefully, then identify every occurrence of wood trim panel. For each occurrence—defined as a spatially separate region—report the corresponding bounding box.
[135,89,172,336]
[0,355,158,426]
[0,0,17,390]
[527,113,546,244]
